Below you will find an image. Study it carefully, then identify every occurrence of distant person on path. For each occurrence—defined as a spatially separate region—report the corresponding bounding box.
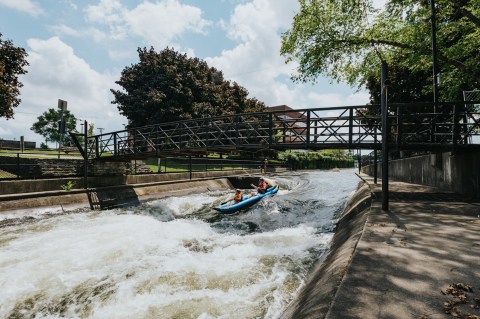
[261,158,269,174]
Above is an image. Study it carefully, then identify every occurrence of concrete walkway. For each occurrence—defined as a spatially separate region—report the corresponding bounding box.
[327,175,480,319]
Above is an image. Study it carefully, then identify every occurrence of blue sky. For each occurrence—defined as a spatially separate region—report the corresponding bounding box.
[0,0,369,145]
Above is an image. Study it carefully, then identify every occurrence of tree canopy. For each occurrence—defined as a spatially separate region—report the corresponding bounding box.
[281,0,480,102]
[111,47,266,127]
[30,108,78,145]
[0,33,29,119]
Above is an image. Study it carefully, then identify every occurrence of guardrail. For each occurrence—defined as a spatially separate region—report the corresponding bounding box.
[72,101,480,161]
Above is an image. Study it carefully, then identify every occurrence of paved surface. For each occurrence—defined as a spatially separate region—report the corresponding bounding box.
[326,175,480,319]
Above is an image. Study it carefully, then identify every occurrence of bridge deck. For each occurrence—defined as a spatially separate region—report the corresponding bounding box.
[71,102,480,161]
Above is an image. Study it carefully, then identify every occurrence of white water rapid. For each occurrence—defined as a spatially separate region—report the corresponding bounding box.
[0,169,360,319]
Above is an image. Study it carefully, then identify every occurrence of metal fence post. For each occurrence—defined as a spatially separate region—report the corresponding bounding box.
[83,120,88,189]
[452,103,458,149]
[306,111,310,146]
[349,107,353,148]
[189,156,192,180]
[374,124,378,184]
[381,60,389,210]
[269,112,273,146]
[16,153,20,179]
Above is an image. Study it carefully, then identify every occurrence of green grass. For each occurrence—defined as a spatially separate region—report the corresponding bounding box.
[0,169,16,178]
[144,157,259,173]
[0,148,84,159]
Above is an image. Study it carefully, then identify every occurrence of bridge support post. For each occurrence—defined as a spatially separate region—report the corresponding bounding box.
[83,120,88,189]
[189,156,192,180]
[381,60,389,210]
[374,124,378,184]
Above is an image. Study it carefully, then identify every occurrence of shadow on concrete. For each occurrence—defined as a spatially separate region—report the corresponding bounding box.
[324,183,480,319]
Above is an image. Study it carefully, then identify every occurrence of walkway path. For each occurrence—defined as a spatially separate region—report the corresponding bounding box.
[327,175,480,319]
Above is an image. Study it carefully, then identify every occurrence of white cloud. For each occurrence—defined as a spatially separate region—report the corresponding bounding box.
[206,0,299,106]
[0,37,126,143]
[373,0,388,9]
[207,0,369,109]
[308,91,370,108]
[49,24,83,37]
[84,0,212,49]
[0,0,44,16]
[127,1,211,40]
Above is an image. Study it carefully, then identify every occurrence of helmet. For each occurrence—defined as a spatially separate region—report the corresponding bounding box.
[259,177,264,180]
[236,189,241,192]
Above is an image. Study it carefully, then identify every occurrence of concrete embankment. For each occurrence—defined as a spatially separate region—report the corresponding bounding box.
[280,180,373,319]
[282,174,480,319]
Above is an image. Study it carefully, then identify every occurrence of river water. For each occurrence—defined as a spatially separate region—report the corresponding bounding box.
[0,169,360,319]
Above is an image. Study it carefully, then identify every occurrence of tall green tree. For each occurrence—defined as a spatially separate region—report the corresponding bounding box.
[31,108,78,145]
[281,0,480,102]
[111,47,266,127]
[0,33,29,118]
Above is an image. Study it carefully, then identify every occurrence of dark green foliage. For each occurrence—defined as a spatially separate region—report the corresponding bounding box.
[279,150,354,170]
[281,0,480,102]
[365,58,433,104]
[0,33,29,119]
[111,47,266,127]
[30,108,79,145]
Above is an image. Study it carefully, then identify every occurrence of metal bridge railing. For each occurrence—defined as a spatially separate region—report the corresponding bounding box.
[71,101,480,161]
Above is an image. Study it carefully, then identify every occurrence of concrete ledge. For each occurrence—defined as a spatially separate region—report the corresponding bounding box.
[0,168,276,195]
[0,177,234,212]
[0,171,268,212]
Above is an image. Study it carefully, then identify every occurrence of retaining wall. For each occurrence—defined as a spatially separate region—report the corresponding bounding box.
[363,151,480,199]
[0,169,264,195]
[0,167,279,212]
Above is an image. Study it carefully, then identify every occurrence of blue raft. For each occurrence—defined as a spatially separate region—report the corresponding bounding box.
[213,185,279,214]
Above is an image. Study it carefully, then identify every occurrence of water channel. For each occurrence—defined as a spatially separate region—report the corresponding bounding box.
[0,169,360,319]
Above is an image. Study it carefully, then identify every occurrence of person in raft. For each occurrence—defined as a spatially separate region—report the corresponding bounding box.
[251,177,269,194]
[231,189,243,204]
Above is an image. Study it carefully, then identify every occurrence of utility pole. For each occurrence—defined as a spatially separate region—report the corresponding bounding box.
[381,61,389,211]
[430,0,439,104]
[57,99,67,159]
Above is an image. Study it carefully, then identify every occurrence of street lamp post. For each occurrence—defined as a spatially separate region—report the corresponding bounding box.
[381,60,389,211]
[430,0,439,104]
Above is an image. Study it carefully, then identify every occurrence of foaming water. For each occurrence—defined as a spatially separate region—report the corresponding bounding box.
[0,169,359,319]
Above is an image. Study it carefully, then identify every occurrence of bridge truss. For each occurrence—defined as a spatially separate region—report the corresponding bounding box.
[71,101,480,161]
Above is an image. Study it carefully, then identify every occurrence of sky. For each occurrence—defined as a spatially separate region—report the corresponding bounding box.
[0,0,371,146]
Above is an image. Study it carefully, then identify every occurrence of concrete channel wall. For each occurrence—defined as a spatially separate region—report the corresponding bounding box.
[280,180,373,318]
[0,169,275,212]
[363,151,480,199]
[0,169,261,196]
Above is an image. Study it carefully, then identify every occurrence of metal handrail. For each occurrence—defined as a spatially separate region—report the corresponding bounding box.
[71,101,480,161]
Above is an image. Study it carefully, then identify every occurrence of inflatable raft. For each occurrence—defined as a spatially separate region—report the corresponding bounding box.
[213,185,279,214]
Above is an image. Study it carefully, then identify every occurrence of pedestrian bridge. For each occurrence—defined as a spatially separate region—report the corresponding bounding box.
[71,101,480,161]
